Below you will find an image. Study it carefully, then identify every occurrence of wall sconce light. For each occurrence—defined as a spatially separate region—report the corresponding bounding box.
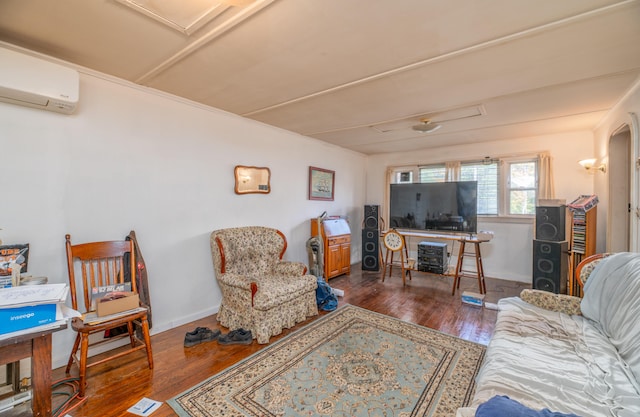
[578,158,606,174]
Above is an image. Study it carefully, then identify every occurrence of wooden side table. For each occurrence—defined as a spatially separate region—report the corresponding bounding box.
[0,323,67,417]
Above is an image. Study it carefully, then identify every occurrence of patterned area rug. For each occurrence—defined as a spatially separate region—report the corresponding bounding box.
[169,305,485,417]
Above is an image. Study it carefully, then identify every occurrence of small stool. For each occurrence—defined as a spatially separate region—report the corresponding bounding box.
[452,240,487,295]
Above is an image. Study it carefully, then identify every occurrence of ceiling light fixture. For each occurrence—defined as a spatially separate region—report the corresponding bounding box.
[412,119,442,133]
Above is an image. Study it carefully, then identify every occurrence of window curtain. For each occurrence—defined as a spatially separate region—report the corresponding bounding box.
[538,152,555,199]
[445,161,460,182]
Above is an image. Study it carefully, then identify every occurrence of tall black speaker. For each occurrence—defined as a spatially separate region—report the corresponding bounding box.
[364,205,379,230]
[533,240,568,294]
[362,229,380,271]
[535,206,566,242]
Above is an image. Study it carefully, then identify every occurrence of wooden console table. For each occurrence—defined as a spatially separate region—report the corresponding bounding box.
[0,322,67,417]
[384,230,490,295]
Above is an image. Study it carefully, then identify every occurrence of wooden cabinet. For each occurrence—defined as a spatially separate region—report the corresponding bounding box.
[311,218,351,280]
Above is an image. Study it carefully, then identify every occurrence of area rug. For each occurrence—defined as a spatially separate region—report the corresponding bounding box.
[169,304,485,417]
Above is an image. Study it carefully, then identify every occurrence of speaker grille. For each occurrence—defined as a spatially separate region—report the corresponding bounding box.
[534,277,557,293]
[363,254,379,269]
[535,206,566,241]
[364,205,379,230]
[532,240,568,294]
[361,229,379,271]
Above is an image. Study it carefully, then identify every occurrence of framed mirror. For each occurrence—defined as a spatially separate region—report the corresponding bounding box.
[234,166,271,194]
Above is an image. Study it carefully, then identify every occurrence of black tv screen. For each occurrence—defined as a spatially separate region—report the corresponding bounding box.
[389,181,478,233]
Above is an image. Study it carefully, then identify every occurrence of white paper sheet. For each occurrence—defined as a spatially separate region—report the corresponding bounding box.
[127,397,162,416]
[0,283,68,308]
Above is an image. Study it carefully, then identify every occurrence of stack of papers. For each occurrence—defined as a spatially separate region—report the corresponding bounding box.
[0,283,80,340]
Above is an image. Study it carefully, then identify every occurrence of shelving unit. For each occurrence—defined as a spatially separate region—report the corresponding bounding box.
[568,207,597,296]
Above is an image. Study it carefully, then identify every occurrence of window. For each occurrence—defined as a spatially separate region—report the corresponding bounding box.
[461,162,499,215]
[418,165,445,182]
[395,171,413,183]
[394,156,538,217]
[506,160,537,215]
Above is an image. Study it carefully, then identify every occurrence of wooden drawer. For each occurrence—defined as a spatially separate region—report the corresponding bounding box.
[327,235,350,246]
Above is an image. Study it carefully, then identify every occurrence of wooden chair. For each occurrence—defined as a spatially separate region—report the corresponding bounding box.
[381,229,413,285]
[65,234,153,397]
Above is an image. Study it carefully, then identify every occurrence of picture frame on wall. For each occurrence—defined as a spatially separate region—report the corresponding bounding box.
[309,166,335,201]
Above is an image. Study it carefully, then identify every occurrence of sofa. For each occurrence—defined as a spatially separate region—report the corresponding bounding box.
[458,252,640,417]
[210,226,318,344]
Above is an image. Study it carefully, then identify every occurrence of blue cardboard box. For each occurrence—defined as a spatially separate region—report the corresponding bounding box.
[461,291,485,307]
[0,303,58,335]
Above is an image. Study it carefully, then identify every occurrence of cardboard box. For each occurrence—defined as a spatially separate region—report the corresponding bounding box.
[461,291,485,307]
[0,303,58,334]
[96,292,139,317]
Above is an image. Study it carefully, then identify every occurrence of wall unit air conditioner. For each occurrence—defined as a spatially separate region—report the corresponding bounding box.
[0,47,79,114]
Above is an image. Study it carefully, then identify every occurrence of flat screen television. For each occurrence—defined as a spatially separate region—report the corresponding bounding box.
[389,181,478,234]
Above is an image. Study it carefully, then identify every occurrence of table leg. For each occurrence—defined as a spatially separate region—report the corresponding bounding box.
[474,242,487,294]
[452,240,466,295]
[6,361,21,394]
[31,334,52,417]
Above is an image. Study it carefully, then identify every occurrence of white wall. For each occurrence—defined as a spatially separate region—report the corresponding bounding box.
[366,132,595,282]
[0,69,366,367]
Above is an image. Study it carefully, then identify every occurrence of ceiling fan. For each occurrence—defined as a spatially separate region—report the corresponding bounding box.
[411,119,442,133]
[370,105,485,135]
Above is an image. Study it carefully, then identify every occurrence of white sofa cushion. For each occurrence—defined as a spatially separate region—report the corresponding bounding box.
[581,252,640,385]
[472,297,640,417]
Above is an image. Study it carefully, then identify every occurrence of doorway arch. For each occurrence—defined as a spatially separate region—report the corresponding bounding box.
[608,124,631,252]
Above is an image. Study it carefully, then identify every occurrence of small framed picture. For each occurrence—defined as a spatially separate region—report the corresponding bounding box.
[309,166,335,201]
[0,244,30,276]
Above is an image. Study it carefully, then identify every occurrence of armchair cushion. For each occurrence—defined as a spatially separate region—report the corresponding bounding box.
[273,260,308,276]
[252,274,317,310]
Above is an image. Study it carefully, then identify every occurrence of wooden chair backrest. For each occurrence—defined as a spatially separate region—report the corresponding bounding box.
[575,252,612,289]
[65,234,136,313]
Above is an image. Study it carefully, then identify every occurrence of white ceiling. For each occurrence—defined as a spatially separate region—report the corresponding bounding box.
[1,0,639,155]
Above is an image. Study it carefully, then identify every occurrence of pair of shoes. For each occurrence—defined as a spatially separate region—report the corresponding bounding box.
[184,327,221,347]
[218,328,253,345]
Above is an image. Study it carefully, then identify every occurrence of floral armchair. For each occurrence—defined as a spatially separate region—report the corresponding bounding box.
[520,253,612,315]
[210,226,318,343]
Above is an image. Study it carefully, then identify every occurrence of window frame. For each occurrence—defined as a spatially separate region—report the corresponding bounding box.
[502,156,538,217]
[388,154,539,220]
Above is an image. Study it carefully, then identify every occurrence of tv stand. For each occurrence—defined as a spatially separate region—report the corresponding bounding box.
[384,230,489,295]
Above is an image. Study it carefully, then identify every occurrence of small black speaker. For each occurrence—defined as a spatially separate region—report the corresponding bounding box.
[364,205,379,230]
[362,229,380,271]
[535,206,566,242]
[533,240,568,294]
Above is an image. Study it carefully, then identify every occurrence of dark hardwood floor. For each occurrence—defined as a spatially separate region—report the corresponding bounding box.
[8,265,529,417]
